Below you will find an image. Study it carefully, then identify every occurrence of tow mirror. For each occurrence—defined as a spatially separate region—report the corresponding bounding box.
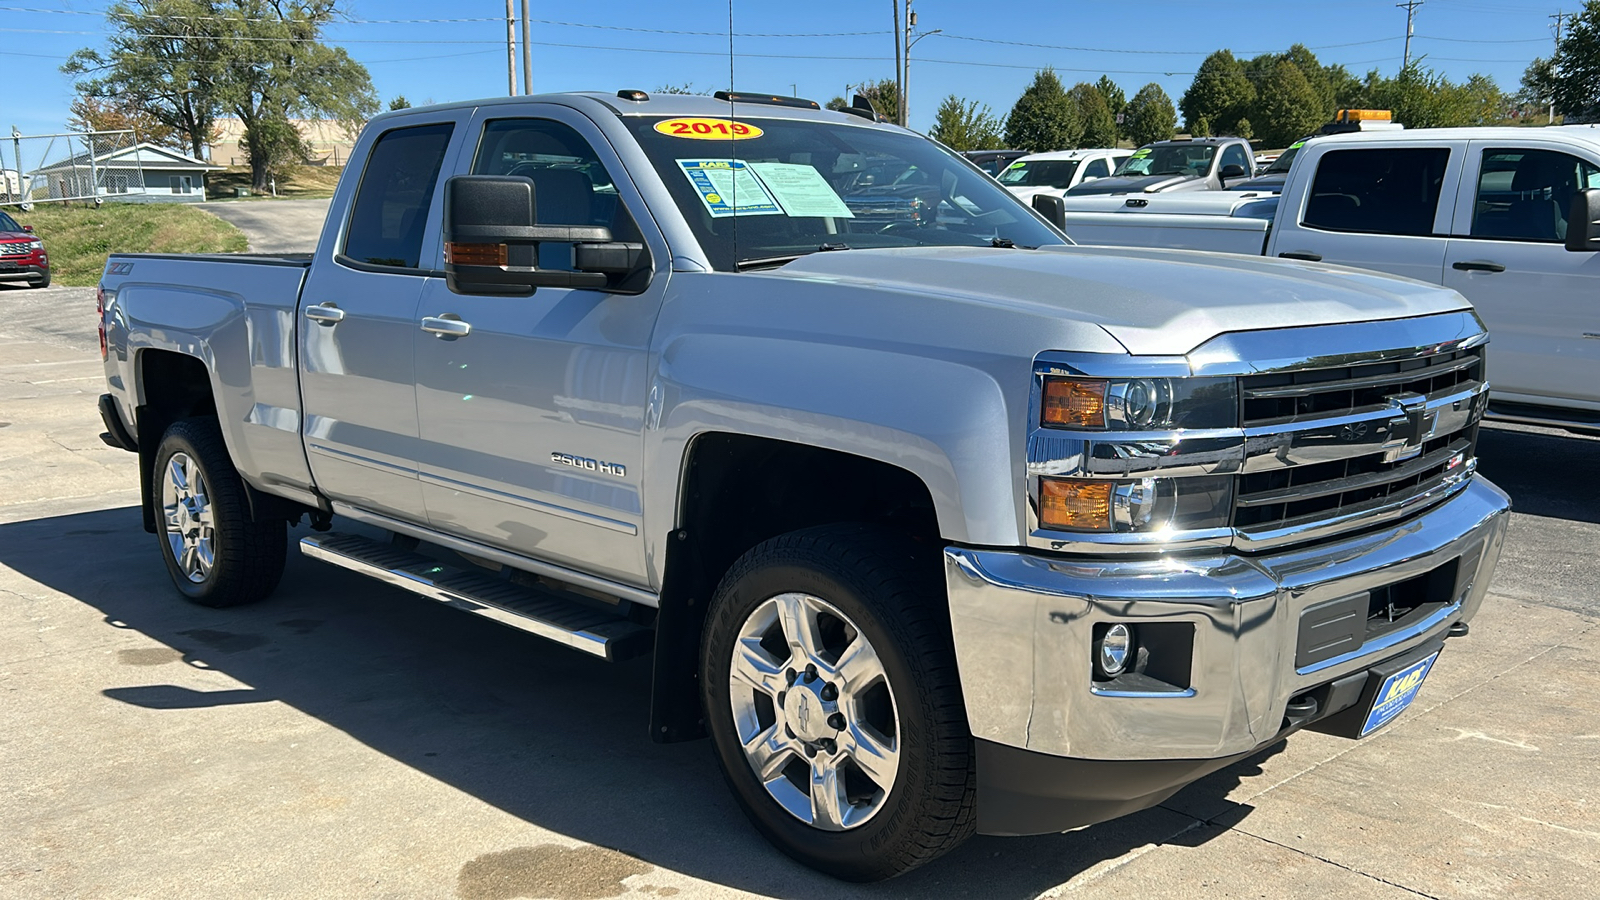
[1220,164,1247,179]
[442,174,647,295]
[1032,193,1067,231]
[22,224,33,233]
[1566,189,1600,252]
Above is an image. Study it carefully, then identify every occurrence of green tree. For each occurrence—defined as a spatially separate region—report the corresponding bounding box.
[68,1,376,191]
[1253,58,1325,148]
[928,95,1004,150]
[1094,76,1127,140]
[1517,57,1557,121]
[1367,63,1501,128]
[387,95,412,111]
[1280,45,1335,120]
[1124,83,1177,146]
[1005,68,1080,152]
[827,78,899,123]
[63,0,227,160]
[1068,82,1118,148]
[218,1,376,190]
[1541,0,1600,122]
[1181,50,1255,135]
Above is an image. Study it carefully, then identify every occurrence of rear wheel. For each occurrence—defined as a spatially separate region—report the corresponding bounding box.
[154,417,286,606]
[702,525,975,881]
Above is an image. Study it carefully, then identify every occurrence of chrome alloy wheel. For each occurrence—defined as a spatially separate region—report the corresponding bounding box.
[161,451,216,583]
[728,592,901,832]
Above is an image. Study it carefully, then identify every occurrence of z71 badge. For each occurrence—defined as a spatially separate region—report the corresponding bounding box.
[551,452,625,478]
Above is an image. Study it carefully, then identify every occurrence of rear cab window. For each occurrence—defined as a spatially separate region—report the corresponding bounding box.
[1302,147,1451,237]
[1470,148,1600,243]
[342,122,455,269]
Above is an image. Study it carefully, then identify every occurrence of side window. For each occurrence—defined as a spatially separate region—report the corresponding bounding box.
[343,122,454,268]
[472,118,639,270]
[1083,158,1110,180]
[1220,144,1249,174]
[1302,148,1451,237]
[1471,148,1599,242]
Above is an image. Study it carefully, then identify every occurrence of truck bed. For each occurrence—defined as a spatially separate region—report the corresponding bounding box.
[1060,192,1279,255]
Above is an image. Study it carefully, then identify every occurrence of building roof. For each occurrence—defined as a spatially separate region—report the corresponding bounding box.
[31,142,222,174]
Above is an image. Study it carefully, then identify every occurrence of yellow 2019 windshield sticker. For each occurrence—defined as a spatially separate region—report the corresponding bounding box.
[654,117,764,140]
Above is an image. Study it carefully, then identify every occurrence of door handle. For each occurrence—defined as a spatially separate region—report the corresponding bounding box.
[1278,251,1323,262]
[304,303,345,324]
[420,314,471,338]
[1452,260,1506,273]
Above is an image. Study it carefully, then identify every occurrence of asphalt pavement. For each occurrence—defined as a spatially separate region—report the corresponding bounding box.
[1,279,1597,898]
[198,198,332,255]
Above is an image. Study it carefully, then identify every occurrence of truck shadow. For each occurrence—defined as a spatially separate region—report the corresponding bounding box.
[0,506,1274,898]
[1476,423,1600,525]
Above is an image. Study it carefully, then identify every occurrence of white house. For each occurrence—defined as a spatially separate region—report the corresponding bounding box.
[28,143,222,202]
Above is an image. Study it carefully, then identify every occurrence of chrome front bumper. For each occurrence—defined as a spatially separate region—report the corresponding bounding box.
[945,476,1510,761]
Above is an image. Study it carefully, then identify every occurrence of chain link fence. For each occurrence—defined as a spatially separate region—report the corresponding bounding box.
[3,129,153,208]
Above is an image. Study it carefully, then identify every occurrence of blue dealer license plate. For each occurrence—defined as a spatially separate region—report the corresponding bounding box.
[1360,651,1439,737]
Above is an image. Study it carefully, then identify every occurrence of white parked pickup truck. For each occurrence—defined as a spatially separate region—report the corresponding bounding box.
[996,149,1132,203]
[1058,127,1600,434]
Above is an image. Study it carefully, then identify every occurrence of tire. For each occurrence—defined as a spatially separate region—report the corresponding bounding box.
[701,524,975,881]
[29,273,50,289]
[153,417,286,607]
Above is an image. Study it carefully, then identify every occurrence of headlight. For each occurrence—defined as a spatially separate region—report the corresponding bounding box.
[27,240,43,251]
[1041,376,1236,430]
[1038,474,1233,533]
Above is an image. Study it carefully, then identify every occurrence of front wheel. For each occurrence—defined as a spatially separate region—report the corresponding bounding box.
[154,417,286,607]
[702,525,975,881]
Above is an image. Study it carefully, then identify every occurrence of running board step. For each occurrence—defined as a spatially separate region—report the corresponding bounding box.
[299,532,652,661]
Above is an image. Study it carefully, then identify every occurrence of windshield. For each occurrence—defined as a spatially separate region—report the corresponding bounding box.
[622,115,1065,270]
[1113,145,1218,178]
[997,159,1081,188]
[0,211,21,233]
[1264,140,1308,174]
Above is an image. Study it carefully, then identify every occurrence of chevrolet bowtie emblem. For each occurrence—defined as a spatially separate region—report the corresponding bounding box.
[1380,392,1432,463]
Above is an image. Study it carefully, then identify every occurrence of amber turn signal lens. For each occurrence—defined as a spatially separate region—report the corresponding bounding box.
[1042,378,1107,428]
[445,242,508,266]
[1039,478,1113,532]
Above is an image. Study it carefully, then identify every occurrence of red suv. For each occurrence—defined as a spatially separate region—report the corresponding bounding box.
[0,209,50,288]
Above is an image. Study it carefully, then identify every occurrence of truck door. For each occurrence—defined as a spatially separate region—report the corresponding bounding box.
[298,116,465,521]
[1444,142,1600,408]
[1269,143,1462,283]
[411,108,665,589]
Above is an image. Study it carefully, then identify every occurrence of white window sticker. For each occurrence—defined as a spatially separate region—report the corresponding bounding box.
[749,162,855,219]
[677,159,782,217]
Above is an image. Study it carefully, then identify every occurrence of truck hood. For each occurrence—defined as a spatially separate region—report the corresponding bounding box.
[770,245,1472,356]
[1066,173,1204,195]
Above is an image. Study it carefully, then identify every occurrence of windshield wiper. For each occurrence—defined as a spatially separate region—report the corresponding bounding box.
[736,243,854,271]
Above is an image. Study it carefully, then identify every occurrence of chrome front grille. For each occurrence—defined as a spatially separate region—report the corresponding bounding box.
[1239,348,1484,427]
[1232,346,1485,545]
[0,242,32,258]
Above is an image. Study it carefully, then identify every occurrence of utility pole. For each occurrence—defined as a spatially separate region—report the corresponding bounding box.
[1397,0,1423,71]
[902,3,940,129]
[892,1,903,124]
[505,0,518,97]
[521,0,532,95]
[1549,10,1567,123]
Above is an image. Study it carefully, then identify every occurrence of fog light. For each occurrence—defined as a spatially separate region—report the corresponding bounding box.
[1099,624,1133,677]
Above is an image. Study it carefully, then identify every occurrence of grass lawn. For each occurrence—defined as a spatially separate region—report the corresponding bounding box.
[11,202,248,286]
[207,165,344,200]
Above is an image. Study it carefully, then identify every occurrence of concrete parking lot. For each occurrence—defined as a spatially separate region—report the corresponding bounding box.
[198,198,331,254]
[2,281,1596,899]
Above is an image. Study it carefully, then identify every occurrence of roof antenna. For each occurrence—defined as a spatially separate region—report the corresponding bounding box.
[727,0,737,265]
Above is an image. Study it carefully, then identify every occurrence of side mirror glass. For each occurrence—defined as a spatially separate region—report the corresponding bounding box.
[1220,164,1247,179]
[1567,189,1600,252]
[1031,193,1067,231]
[442,174,648,294]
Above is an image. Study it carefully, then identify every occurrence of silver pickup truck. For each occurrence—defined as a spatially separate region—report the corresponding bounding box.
[96,91,1510,881]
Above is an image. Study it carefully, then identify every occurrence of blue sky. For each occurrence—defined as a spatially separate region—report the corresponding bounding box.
[2,0,1570,141]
